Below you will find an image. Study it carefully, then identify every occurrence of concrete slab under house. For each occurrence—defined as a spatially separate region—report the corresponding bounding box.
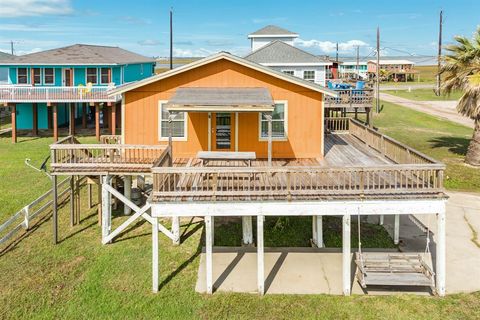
[47,49,447,297]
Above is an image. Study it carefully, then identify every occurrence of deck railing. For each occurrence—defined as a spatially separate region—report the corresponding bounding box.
[151,164,445,202]
[324,89,374,107]
[100,135,122,144]
[50,137,170,174]
[0,85,120,103]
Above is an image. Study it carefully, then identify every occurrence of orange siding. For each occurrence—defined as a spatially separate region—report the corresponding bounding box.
[124,58,324,158]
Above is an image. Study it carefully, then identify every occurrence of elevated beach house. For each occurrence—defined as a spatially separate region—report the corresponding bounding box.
[49,51,447,296]
[245,25,332,86]
[0,44,156,142]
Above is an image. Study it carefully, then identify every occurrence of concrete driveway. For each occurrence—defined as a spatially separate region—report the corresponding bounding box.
[380,92,473,128]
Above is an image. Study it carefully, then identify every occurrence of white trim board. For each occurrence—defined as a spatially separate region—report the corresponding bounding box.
[158,100,188,142]
[151,199,447,217]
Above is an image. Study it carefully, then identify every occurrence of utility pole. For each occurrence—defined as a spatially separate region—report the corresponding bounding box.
[10,41,14,55]
[375,27,380,114]
[356,46,360,80]
[435,10,443,96]
[335,42,339,62]
[169,8,173,70]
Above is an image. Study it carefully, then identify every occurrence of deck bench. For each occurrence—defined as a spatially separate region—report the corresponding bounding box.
[196,151,256,167]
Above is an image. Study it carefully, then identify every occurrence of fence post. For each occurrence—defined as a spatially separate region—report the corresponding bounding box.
[23,206,30,230]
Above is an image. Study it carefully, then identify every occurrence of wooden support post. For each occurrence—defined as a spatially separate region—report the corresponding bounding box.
[205,215,213,294]
[53,104,58,142]
[257,215,265,295]
[87,183,92,208]
[379,215,384,225]
[111,104,116,135]
[172,216,180,245]
[97,181,102,226]
[267,113,272,166]
[32,103,38,136]
[75,176,80,224]
[312,216,324,248]
[436,211,446,296]
[342,214,351,296]
[95,104,100,141]
[47,106,53,129]
[123,176,132,215]
[394,214,400,245]
[52,174,58,244]
[11,104,16,143]
[69,103,75,136]
[242,216,253,245]
[152,216,159,293]
[70,176,75,227]
[101,175,112,243]
[82,104,87,129]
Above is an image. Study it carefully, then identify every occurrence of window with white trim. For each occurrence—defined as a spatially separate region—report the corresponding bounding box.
[44,68,54,85]
[303,70,315,82]
[159,102,186,139]
[17,68,28,84]
[33,68,41,85]
[86,67,97,84]
[282,70,294,76]
[100,68,110,84]
[260,102,287,139]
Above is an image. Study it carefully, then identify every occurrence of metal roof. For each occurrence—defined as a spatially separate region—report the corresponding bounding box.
[0,44,155,65]
[245,41,331,65]
[0,51,13,60]
[248,25,298,37]
[165,87,275,112]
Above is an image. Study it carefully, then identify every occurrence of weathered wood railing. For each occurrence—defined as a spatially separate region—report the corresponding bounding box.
[151,164,445,202]
[325,117,350,132]
[100,135,122,144]
[324,89,374,107]
[50,138,169,173]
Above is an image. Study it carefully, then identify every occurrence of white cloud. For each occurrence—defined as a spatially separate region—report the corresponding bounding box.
[0,0,73,17]
[294,38,369,53]
[138,39,162,46]
[173,47,213,57]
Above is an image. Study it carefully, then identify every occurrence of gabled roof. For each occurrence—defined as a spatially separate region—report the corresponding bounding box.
[248,25,299,38]
[109,52,337,97]
[0,44,155,66]
[244,41,332,66]
[0,51,13,60]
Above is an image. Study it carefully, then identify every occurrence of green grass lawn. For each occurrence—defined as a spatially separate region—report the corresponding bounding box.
[372,101,480,192]
[0,115,11,130]
[385,88,463,101]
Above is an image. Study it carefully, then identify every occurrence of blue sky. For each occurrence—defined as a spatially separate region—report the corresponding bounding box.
[0,0,479,58]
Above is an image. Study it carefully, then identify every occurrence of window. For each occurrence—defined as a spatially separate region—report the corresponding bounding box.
[282,70,294,76]
[86,68,97,84]
[33,68,41,85]
[100,68,110,84]
[303,70,315,82]
[0,68,8,84]
[158,101,187,140]
[43,68,54,85]
[17,68,28,84]
[259,101,287,140]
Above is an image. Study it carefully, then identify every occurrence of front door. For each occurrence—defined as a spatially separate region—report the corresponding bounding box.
[63,69,73,86]
[212,112,235,151]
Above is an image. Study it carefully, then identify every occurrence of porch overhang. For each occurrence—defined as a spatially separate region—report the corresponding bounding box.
[164,87,275,112]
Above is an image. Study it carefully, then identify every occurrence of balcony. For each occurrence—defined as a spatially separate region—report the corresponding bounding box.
[0,85,120,104]
[324,89,374,109]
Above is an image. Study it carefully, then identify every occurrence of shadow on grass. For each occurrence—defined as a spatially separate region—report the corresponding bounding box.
[429,136,470,156]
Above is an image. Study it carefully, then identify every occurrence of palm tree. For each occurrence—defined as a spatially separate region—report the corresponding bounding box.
[441,27,480,166]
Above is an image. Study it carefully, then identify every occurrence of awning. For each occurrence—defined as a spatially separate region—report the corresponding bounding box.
[165,87,275,112]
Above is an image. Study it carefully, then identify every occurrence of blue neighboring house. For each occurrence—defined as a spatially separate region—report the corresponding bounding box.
[0,44,156,142]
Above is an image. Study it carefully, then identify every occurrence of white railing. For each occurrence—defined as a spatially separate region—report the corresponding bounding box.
[0,178,71,247]
[0,85,120,103]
